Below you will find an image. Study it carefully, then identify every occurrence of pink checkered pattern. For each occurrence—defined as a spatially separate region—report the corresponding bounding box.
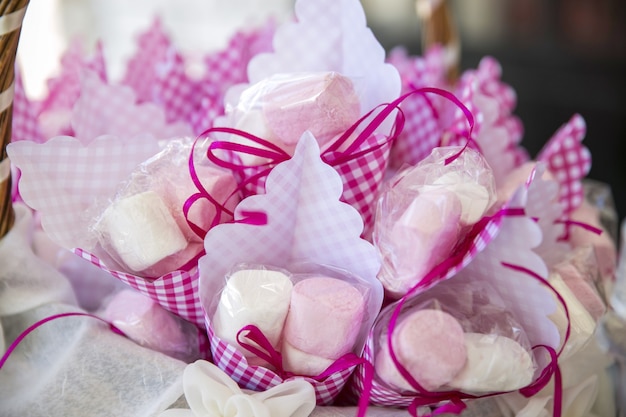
[121,18,172,103]
[38,39,108,117]
[537,114,591,214]
[325,134,393,236]
[75,248,205,327]
[154,24,274,130]
[154,50,201,124]
[206,322,354,405]
[11,69,45,143]
[215,132,393,236]
[387,47,447,169]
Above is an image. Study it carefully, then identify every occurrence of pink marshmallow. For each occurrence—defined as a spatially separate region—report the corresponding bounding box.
[554,261,606,321]
[262,72,361,152]
[281,340,335,376]
[375,309,467,392]
[103,289,193,360]
[378,189,462,296]
[283,276,365,360]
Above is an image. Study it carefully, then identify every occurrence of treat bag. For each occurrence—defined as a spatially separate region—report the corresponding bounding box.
[371,277,538,397]
[7,73,211,327]
[350,182,563,409]
[210,0,401,233]
[0,303,186,417]
[0,204,76,317]
[374,146,497,298]
[198,134,383,404]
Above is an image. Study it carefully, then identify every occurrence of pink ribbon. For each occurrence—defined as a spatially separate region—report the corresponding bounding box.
[236,324,366,382]
[363,206,572,416]
[556,218,603,242]
[185,87,476,237]
[0,312,125,370]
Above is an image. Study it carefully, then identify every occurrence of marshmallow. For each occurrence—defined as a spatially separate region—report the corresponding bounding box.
[103,289,193,360]
[431,172,491,224]
[375,309,466,392]
[448,333,534,392]
[233,72,360,157]
[282,340,335,376]
[548,273,596,359]
[380,189,461,296]
[96,190,188,272]
[554,261,606,321]
[263,72,360,150]
[212,269,293,353]
[568,201,617,281]
[283,277,365,360]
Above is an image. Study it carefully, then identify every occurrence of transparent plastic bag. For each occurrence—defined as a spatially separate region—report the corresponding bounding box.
[375,146,496,297]
[373,276,535,395]
[91,139,239,277]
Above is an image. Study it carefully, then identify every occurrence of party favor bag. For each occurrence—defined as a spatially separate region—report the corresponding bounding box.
[199,134,383,404]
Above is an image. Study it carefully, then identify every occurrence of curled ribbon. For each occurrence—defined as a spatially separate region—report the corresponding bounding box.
[184,87,477,239]
[236,324,367,383]
[0,312,125,370]
[159,359,316,417]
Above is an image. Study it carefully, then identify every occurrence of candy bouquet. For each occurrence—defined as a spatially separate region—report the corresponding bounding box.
[0,0,622,416]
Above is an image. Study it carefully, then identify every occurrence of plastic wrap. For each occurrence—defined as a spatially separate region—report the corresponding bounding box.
[224,71,362,162]
[208,262,375,377]
[90,139,239,277]
[372,276,535,395]
[375,146,496,297]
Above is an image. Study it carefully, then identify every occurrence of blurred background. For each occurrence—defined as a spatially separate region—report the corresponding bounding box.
[16,0,626,224]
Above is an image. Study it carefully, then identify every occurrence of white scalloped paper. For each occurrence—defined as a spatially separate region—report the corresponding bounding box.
[7,135,161,250]
[522,162,570,267]
[72,71,193,143]
[198,133,383,403]
[457,187,561,363]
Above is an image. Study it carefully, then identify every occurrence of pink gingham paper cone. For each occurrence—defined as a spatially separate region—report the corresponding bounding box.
[349,186,561,409]
[152,23,274,132]
[11,68,44,143]
[121,18,172,103]
[537,114,591,215]
[198,134,383,404]
[7,73,204,326]
[387,47,447,169]
[37,39,107,137]
[445,57,528,185]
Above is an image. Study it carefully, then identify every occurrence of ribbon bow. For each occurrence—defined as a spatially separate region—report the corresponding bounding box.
[160,360,316,417]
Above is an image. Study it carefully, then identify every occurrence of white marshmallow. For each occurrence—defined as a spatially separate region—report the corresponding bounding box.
[448,332,534,392]
[431,172,491,224]
[97,190,187,272]
[212,269,293,354]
